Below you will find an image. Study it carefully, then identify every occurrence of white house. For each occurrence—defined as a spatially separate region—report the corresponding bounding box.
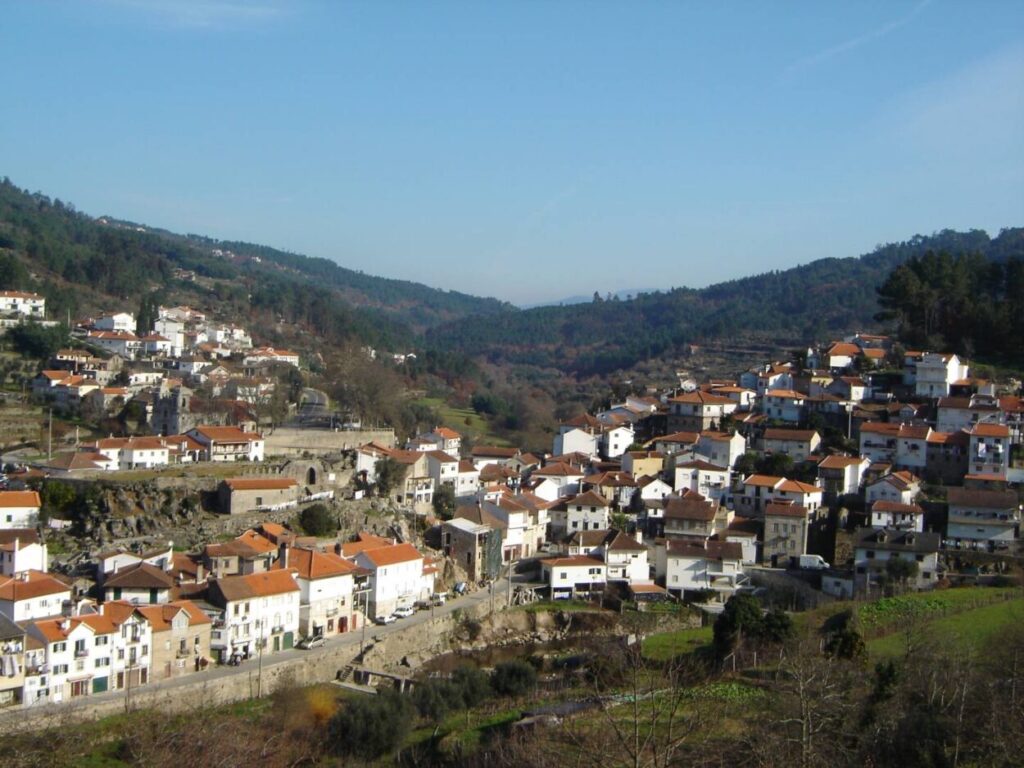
[529,462,584,499]
[870,501,925,532]
[0,570,73,622]
[243,347,300,367]
[668,391,737,432]
[425,450,460,488]
[25,611,118,703]
[600,424,635,460]
[185,425,265,462]
[673,460,731,502]
[662,540,745,599]
[0,491,41,529]
[946,488,1020,550]
[695,431,746,469]
[915,353,968,399]
[0,530,48,576]
[865,471,921,506]
[559,490,611,536]
[86,331,142,360]
[761,389,806,423]
[967,423,1011,479]
[816,455,869,497]
[0,290,45,318]
[94,312,135,333]
[853,528,941,590]
[539,555,606,599]
[352,542,433,620]
[761,429,821,462]
[281,546,364,638]
[207,569,302,662]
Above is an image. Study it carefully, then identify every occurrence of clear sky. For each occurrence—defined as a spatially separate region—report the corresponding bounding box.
[1,1,1022,305]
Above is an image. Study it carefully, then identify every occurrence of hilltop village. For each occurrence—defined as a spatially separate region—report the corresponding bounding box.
[0,289,1021,713]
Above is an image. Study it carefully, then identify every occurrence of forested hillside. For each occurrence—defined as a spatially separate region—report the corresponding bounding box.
[427,228,1024,376]
[877,248,1024,367]
[0,177,508,349]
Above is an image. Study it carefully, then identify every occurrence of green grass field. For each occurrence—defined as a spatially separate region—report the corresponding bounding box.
[867,597,1024,658]
[641,625,713,661]
[413,397,511,446]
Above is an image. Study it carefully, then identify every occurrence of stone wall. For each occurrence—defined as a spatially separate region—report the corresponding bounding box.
[263,428,395,457]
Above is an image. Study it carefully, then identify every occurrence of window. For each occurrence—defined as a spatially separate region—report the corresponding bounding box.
[865,551,875,559]
[52,642,66,653]
[95,636,108,646]
[95,658,110,668]
[53,664,68,675]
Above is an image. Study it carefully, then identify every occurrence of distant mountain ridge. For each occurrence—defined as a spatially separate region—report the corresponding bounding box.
[427,228,1024,376]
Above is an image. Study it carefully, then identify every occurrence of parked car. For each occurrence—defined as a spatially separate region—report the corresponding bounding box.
[797,554,830,570]
[375,614,396,625]
[296,635,325,650]
[393,606,415,619]
[453,581,468,595]
[431,592,447,606]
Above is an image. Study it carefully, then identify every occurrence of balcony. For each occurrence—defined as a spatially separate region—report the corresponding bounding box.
[74,649,88,659]
[176,648,192,659]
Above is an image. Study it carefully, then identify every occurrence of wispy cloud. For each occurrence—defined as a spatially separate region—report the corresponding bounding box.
[781,0,934,78]
[98,0,287,29]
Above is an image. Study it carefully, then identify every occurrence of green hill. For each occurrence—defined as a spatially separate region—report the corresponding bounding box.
[427,228,1024,375]
[0,177,510,350]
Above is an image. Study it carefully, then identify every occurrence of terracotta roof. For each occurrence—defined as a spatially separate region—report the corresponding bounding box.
[0,570,71,602]
[339,531,395,558]
[827,342,860,357]
[970,423,1010,438]
[568,490,611,508]
[0,528,41,549]
[279,547,359,580]
[817,455,866,469]
[224,477,298,491]
[654,431,701,444]
[665,539,743,561]
[669,391,734,406]
[211,570,299,603]
[0,491,40,508]
[31,613,117,643]
[871,501,924,515]
[665,496,718,522]
[778,479,823,494]
[191,425,262,441]
[357,542,423,567]
[533,462,583,478]
[764,389,805,399]
[104,562,175,590]
[540,555,605,568]
[947,488,1019,510]
[763,428,818,442]
[744,474,784,488]
[605,530,647,553]
[854,528,940,554]
[765,501,807,518]
[471,446,518,458]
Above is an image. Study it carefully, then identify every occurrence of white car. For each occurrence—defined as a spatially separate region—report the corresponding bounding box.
[375,614,397,625]
[392,606,415,619]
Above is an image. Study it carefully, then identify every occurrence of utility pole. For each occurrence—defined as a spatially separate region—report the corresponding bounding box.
[256,620,264,698]
[47,409,53,460]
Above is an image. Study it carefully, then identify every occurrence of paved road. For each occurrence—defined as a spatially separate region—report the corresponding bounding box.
[2,577,510,722]
[293,387,332,427]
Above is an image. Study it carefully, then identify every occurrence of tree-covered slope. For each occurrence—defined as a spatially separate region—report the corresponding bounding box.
[427,228,1024,375]
[0,177,510,348]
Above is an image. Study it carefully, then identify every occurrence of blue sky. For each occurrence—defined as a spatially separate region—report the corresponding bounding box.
[1,1,1022,304]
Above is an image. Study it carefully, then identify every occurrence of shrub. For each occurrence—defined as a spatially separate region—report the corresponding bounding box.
[411,679,455,723]
[451,666,491,709]
[327,689,412,760]
[299,504,334,537]
[490,660,537,698]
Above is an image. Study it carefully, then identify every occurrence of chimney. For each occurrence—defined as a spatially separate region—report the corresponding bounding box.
[195,561,204,581]
[278,542,289,569]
